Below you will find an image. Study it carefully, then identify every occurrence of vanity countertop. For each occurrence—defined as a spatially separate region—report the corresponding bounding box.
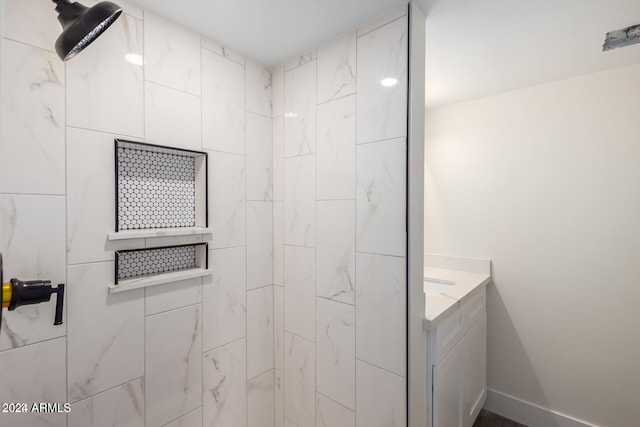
[424,266,491,330]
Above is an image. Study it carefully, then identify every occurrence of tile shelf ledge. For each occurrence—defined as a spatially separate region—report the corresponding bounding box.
[108,268,213,294]
[107,227,213,241]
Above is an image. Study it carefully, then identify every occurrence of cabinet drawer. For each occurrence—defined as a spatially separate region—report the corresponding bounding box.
[429,286,486,365]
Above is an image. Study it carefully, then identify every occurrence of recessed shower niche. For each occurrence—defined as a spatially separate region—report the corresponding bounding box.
[107,139,212,293]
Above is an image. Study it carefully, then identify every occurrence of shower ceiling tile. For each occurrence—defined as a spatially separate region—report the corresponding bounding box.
[67,262,144,402]
[317,32,357,104]
[203,247,247,351]
[356,16,408,144]
[145,82,202,151]
[66,13,144,137]
[0,40,65,195]
[284,60,317,157]
[144,12,202,96]
[202,50,246,155]
[146,304,202,427]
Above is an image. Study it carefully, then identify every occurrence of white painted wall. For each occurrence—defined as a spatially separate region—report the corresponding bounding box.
[424,64,640,427]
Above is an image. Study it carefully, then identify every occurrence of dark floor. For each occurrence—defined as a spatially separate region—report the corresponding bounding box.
[473,409,527,427]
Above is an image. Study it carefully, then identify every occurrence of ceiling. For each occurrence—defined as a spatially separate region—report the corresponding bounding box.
[131,0,407,66]
[129,0,640,107]
[422,0,640,108]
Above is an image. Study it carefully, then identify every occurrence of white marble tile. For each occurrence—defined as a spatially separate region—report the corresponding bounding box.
[356,16,408,144]
[145,234,203,248]
[274,285,284,371]
[316,298,356,409]
[145,277,203,316]
[355,360,406,427]
[283,246,315,341]
[284,61,316,157]
[273,116,284,201]
[0,195,65,351]
[202,38,245,65]
[163,408,203,427]
[203,339,247,427]
[247,286,274,379]
[356,6,407,37]
[67,262,144,402]
[316,201,356,305]
[284,155,316,247]
[247,202,273,290]
[316,394,355,427]
[69,378,144,427]
[246,113,273,201]
[284,333,315,427]
[285,50,317,72]
[66,13,144,137]
[285,420,297,427]
[146,304,202,427]
[66,128,145,265]
[272,65,285,118]
[202,50,246,155]
[356,138,406,257]
[208,151,246,249]
[248,370,275,427]
[0,40,64,194]
[317,33,357,104]
[0,338,66,427]
[275,370,284,427]
[356,253,406,376]
[145,81,202,150]
[203,247,246,351]
[144,12,201,95]
[273,202,284,286]
[317,95,356,200]
[246,60,273,118]
[2,0,61,51]
[85,0,144,19]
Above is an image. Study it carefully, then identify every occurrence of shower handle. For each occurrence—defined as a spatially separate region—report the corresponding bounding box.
[0,253,65,335]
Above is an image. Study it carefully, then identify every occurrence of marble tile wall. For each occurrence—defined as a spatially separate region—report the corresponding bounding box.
[0,2,274,427]
[273,8,408,427]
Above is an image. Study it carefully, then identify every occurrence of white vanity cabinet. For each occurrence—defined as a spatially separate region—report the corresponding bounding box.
[427,286,487,427]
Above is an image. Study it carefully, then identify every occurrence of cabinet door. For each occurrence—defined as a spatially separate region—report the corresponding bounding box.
[433,343,463,427]
[462,312,487,427]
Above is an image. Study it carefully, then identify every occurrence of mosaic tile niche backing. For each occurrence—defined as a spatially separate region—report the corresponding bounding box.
[117,144,197,230]
[116,245,198,282]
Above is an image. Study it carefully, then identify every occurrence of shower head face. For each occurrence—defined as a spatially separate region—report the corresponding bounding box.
[54,1,123,61]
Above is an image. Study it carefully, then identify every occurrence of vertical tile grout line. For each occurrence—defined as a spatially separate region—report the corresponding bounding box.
[199,31,204,427]
[244,54,249,426]
[141,10,147,427]
[64,36,69,427]
[314,50,319,427]
[354,28,359,427]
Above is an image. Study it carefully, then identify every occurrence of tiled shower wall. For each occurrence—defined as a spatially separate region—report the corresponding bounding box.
[272,9,409,427]
[0,0,275,426]
[0,1,408,427]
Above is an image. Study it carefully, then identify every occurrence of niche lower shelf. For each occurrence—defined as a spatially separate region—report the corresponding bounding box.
[107,227,213,241]
[109,268,213,294]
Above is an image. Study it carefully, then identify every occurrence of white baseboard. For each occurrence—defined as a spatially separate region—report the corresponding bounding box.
[484,388,600,427]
